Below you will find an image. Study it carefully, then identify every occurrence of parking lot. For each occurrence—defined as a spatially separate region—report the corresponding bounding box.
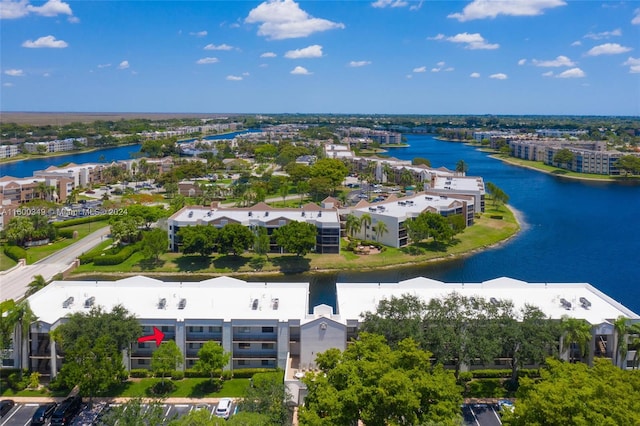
[0,401,236,426]
[462,403,503,426]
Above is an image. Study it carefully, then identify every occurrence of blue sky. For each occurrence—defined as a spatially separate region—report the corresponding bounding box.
[1,0,639,115]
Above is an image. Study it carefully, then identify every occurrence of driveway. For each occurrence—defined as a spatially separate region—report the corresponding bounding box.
[1,226,110,302]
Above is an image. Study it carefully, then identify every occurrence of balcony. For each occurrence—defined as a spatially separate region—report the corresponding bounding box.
[232,334,277,342]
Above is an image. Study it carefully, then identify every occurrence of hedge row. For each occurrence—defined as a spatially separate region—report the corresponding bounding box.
[127,368,277,380]
[57,229,76,239]
[469,368,540,379]
[93,243,140,266]
[53,215,110,228]
[3,245,27,262]
[78,244,113,264]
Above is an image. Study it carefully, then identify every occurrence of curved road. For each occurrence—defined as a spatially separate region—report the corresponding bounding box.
[0,226,111,302]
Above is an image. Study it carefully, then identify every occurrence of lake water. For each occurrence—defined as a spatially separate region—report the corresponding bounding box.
[2,133,638,314]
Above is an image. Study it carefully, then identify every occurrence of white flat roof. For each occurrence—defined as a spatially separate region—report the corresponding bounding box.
[28,276,310,325]
[432,175,484,192]
[170,205,340,226]
[353,192,467,219]
[336,277,639,325]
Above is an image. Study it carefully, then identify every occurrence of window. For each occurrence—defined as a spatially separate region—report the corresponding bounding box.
[261,360,271,366]
[262,343,274,350]
[138,359,148,365]
[188,326,203,333]
[238,360,247,366]
[138,343,147,349]
[239,343,251,349]
[262,326,274,333]
[239,327,251,333]
[208,326,222,333]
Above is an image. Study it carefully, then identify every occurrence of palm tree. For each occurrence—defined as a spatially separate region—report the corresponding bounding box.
[373,221,388,242]
[280,181,289,207]
[455,159,469,175]
[561,316,592,363]
[614,316,629,368]
[399,168,415,188]
[628,323,640,369]
[345,214,361,240]
[360,213,372,240]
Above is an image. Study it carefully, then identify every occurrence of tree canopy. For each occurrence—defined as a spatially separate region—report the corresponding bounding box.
[299,333,462,426]
[193,341,230,381]
[273,221,317,256]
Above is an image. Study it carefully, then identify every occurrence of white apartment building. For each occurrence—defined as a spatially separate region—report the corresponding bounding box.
[34,163,103,188]
[0,144,20,159]
[168,202,342,254]
[9,276,638,392]
[349,191,477,248]
[24,138,87,153]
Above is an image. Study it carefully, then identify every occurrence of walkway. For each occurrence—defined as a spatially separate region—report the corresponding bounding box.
[0,226,110,302]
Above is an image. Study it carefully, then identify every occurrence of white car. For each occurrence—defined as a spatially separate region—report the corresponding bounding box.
[215,398,233,419]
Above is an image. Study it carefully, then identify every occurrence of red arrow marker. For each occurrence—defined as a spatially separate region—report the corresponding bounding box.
[137,326,165,347]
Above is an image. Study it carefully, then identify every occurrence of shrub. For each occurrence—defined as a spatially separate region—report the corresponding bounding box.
[221,370,233,381]
[232,368,278,378]
[7,372,27,391]
[47,376,69,392]
[457,371,473,383]
[129,369,149,378]
[184,369,210,379]
[93,243,140,265]
[27,372,41,390]
[471,369,511,379]
[171,370,185,381]
[466,379,508,398]
[148,381,176,396]
[53,215,109,228]
[57,229,76,239]
[4,245,27,262]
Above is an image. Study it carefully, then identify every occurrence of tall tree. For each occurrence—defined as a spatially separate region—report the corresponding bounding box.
[239,372,291,426]
[273,221,316,256]
[372,221,388,242]
[344,214,361,239]
[359,213,372,240]
[178,225,218,257]
[614,316,629,368]
[553,148,574,168]
[561,316,592,363]
[455,159,469,174]
[193,341,230,381]
[151,340,183,384]
[505,358,640,426]
[360,294,427,348]
[299,333,462,426]
[218,223,254,256]
[141,228,168,262]
[25,274,48,297]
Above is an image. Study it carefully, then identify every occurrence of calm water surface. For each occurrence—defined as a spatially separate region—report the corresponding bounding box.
[3,134,638,313]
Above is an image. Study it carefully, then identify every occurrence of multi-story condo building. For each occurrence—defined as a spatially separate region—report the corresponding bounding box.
[24,138,87,153]
[508,140,634,175]
[168,202,341,254]
[337,127,402,145]
[10,275,638,403]
[0,176,72,205]
[0,144,20,159]
[34,163,104,189]
[349,191,477,248]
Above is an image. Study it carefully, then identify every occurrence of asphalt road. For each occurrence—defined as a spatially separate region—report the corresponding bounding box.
[0,226,111,302]
[463,403,503,426]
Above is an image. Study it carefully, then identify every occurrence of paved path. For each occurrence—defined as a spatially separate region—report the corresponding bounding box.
[0,226,110,302]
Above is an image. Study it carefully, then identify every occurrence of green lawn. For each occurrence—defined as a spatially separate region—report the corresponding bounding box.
[110,378,250,398]
[0,249,18,271]
[72,206,519,276]
[24,220,110,264]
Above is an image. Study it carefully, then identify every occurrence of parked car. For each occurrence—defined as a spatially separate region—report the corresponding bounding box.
[0,400,15,417]
[214,398,233,420]
[31,402,57,425]
[51,395,82,426]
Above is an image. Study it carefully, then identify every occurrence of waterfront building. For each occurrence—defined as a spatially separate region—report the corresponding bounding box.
[349,191,477,248]
[9,276,638,398]
[24,138,87,154]
[167,201,341,254]
[34,163,103,189]
[0,144,20,159]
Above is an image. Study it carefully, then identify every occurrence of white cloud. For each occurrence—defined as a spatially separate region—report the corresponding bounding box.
[118,60,130,69]
[196,57,219,64]
[470,72,480,78]
[27,0,71,17]
[584,28,621,40]
[1,0,75,19]
[542,71,554,77]
[43,72,50,77]
[518,58,526,65]
[449,0,566,21]
[428,34,445,40]
[444,67,454,72]
[623,57,640,73]
[245,0,345,40]
[586,43,632,56]
[204,43,233,51]
[226,75,243,81]
[633,8,640,25]
[571,40,582,46]
[22,35,68,48]
[3,82,14,87]
[371,0,408,8]
[489,73,508,80]
[284,44,323,59]
[259,63,268,68]
[67,15,78,23]
[409,0,423,11]
[413,66,426,73]
[442,32,499,50]
[260,52,277,58]
[290,65,312,75]
[4,68,24,76]
[97,63,111,68]
[190,30,208,37]
[532,55,575,67]
[431,68,440,72]
[437,61,445,67]
[556,67,586,78]
[242,72,250,76]
[348,60,371,67]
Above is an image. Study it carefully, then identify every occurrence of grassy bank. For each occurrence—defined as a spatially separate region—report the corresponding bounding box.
[73,204,519,277]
